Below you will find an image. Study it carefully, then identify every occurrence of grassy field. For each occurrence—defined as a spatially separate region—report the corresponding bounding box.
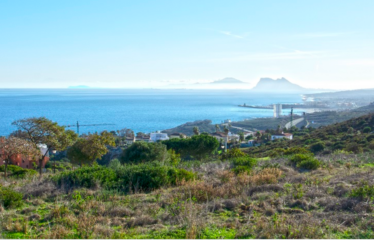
[2,152,374,239]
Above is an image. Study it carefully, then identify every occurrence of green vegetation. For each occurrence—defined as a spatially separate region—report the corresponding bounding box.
[163,133,219,160]
[0,165,37,178]
[0,186,23,209]
[120,141,169,164]
[2,113,374,239]
[231,156,257,174]
[53,163,195,192]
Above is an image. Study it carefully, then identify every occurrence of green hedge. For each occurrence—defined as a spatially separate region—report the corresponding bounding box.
[231,156,257,174]
[0,165,37,178]
[0,186,23,209]
[53,163,196,192]
[289,154,321,170]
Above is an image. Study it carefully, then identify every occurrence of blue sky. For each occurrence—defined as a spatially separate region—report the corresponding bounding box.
[1,0,374,89]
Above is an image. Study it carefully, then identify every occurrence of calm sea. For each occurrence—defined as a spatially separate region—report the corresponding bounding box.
[0,89,303,136]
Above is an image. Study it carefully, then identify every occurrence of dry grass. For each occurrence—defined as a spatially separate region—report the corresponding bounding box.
[2,153,374,239]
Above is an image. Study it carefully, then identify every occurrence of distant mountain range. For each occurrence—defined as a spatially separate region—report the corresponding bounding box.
[210,77,246,84]
[251,77,331,93]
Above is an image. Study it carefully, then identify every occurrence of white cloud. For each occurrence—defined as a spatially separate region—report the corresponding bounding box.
[219,31,245,39]
[206,50,336,62]
[293,32,353,38]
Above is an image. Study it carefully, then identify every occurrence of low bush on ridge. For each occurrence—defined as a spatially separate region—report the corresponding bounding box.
[53,162,195,192]
[231,156,257,174]
[289,153,321,170]
[0,185,23,209]
[0,165,37,178]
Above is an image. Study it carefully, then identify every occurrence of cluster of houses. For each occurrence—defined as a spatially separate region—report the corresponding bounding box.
[0,143,49,170]
[1,129,294,171]
[123,130,293,147]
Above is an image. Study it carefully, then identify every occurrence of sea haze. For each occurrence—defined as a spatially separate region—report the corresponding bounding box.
[0,89,304,136]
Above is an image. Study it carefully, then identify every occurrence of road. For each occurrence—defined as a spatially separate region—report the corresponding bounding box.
[285,117,304,129]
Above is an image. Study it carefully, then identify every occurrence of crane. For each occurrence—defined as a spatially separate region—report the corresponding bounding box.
[65,121,115,135]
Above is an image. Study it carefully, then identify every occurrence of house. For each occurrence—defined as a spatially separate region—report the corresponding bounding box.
[150,131,169,142]
[125,136,135,145]
[135,135,151,142]
[210,131,239,142]
[0,143,49,169]
[169,133,187,139]
[271,133,293,141]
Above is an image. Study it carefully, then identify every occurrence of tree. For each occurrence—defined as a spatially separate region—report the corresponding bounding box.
[239,132,245,142]
[277,125,281,134]
[12,117,78,176]
[163,134,219,160]
[120,141,169,164]
[255,131,262,141]
[193,126,200,136]
[67,131,115,166]
[309,142,325,154]
[0,137,40,178]
[188,134,220,160]
[215,124,221,133]
[224,126,229,135]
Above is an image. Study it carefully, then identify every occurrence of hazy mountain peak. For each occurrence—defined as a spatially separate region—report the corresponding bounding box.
[252,77,305,92]
[211,77,245,84]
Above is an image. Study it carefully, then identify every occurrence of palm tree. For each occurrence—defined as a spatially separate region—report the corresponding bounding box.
[277,125,281,134]
[193,126,200,136]
[255,131,262,141]
[239,132,245,142]
[215,124,220,133]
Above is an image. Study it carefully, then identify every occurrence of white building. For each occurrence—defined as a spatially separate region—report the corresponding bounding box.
[271,133,293,141]
[150,131,169,142]
[273,104,282,118]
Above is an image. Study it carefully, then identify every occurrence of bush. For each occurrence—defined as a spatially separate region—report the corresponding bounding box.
[115,162,195,192]
[0,165,37,178]
[53,163,195,192]
[121,142,169,165]
[221,148,246,160]
[231,157,257,174]
[350,183,374,200]
[309,142,325,153]
[290,154,320,170]
[0,186,23,209]
[345,143,363,154]
[363,127,372,133]
[53,165,118,189]
[297,158,321,170]
[284,147,310,156]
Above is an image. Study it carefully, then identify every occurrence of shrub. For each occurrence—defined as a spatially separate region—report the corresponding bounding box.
[53,163,195,192]
[345,143,363,154]
[350,183,374,200]
[221,148,246,160]
[115,162,195,192]
[0,186,23,209]
[290,153,320,170]
[120,142,169,164]
[297,158,321,170]
[284,147,310,156]
[309,142,325,153]
[231,157,257,174]
[363,127,372,133]
[0,165,37,178]
[53,165,118,189]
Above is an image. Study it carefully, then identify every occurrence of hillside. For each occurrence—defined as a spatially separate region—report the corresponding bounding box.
[305,102,374,128]
[245,112,374,157]
[2,114,374,238]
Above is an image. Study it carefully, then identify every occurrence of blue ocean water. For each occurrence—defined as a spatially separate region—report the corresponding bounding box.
[0,89,303,136]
